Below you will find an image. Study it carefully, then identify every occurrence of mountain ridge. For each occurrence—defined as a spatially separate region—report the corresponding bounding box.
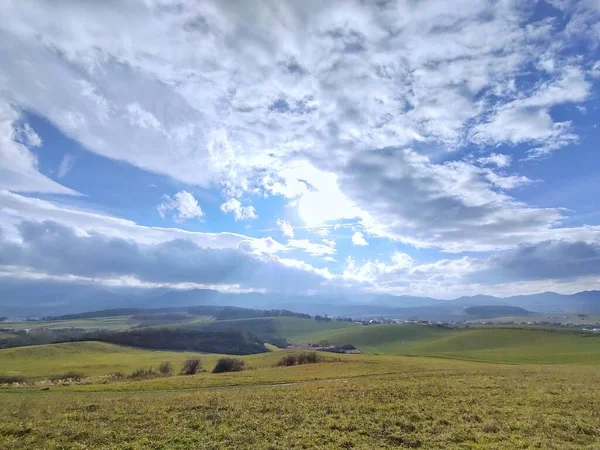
[1,278,599,317]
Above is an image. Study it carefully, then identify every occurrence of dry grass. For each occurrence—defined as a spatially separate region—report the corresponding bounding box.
[1,358,600,449]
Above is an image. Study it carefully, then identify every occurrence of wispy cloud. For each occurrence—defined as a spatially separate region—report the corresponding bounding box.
[276,219,294,238]
[57,154,75,178]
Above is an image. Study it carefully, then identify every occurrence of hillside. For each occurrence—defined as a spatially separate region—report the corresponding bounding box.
[463,305,534,319]
[179,316,360,341]
[298,323,448,350]
[0,341,291,379]
[2,339,600,449]
[0,342,207,379]
[296,323,600,364]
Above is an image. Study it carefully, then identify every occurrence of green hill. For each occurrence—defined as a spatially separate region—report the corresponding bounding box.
[180,316,359,341]
[298,323,447,349]
[464,305,534,319]
[297,323,600,364]
[0,341,292,379]
[0,342,211,379]
[0,316,134,331]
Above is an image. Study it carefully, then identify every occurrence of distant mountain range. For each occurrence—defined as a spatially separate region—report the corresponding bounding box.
[1,278,599,319]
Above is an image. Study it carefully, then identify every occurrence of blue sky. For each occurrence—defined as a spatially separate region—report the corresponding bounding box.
[1,0,600,299]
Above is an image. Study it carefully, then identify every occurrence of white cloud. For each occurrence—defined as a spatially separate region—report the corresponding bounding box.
[322,238,335,248]
[276,219,294,238]
[220,198,257,221]
[477,153,512,168]
[0,190,267,249]
[57,154,75,178]
[126,103,162,131]
[313,228,330,237]
[352,231,368,246]
[19,123,42,148]
[0,0,598,296]
[288,239,336,256]
[0,101,76,195]
[343,251,416,284]
[157,191,204,222]
[471,67,591,157]
[483,169,531,190]
[1,0,590,199]
[592,61,600,78]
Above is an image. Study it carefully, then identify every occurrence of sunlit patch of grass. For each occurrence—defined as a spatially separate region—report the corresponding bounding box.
[1,360,600,449]
[3,326,600,448]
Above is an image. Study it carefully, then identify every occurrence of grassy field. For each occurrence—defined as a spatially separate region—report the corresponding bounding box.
[0,316,135,331]
[2,324,600,448]
[299,323,600,364]
[477,314,600,325]
[182,316,360,340]
[0,342,216,379]
[1,356,599,448]
[2,325,600,380]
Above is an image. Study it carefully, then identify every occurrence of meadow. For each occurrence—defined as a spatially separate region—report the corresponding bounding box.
[298,323,600,364]
[0,316,135,331]
[2,322,600,448]
[176,315,360,340]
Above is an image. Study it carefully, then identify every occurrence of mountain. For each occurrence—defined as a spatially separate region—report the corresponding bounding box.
[1,278,600,318]
[497,291,600,314]
[451,295,512,307]
[364,294,446,308]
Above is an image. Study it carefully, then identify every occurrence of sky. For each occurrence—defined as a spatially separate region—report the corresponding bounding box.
[1,0,600,300]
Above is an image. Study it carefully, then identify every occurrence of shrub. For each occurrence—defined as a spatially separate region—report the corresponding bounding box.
[212,357,245,373]
[0,375,30,385]
[276,354,298,366]
[181,358,202,375]
[297,352,320,364]
[50,371,85,382]
[158,361,173,376]
[129,368,158,380]
[276,352,321,367]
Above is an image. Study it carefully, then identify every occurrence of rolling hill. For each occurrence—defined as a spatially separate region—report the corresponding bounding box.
[463,305,534,319]
[295,323,600,364]
[178,316,360,341]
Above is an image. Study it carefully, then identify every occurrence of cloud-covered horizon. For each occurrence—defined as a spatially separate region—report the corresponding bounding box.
[1,0,600,300]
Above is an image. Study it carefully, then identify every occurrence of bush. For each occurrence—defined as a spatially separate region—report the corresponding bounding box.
[276,352,321,367]
[158,361,173,376]
[297,352,320,364]
[276,354,299,366]
[128,368,158,380]
[181,358,202,375]
[50,371,85,382]
[212,357,245,373]
[0,375,30,385]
